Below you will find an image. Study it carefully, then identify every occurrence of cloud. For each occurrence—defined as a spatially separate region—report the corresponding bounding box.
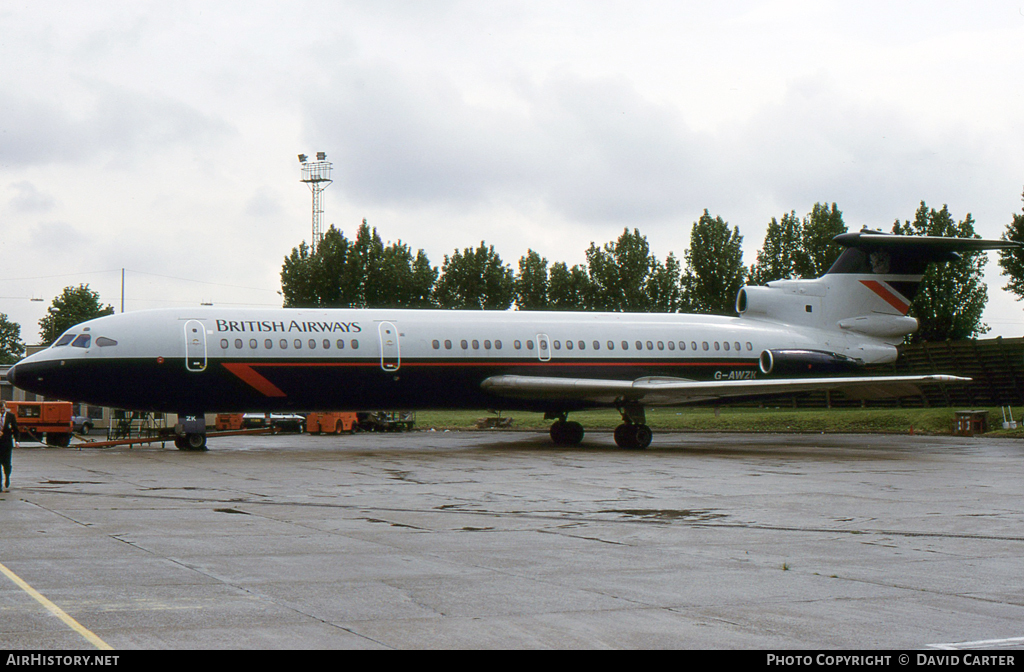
[0,84,233,167]
[304,62,713,225]
[7,181,57,213]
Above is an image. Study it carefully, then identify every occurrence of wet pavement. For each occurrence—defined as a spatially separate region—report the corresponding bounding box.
[1,430,1022,649]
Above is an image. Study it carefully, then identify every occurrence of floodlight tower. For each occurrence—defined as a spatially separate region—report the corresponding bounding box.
[298,152,333,252]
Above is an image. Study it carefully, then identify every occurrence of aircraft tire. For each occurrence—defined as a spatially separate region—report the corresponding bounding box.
[177,433,208,451]
[614,423,652,450]
[550,420,584,446]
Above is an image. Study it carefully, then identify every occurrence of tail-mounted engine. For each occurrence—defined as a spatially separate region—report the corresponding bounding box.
[759,349,863,376]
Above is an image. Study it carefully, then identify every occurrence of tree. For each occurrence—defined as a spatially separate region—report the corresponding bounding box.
[682,210,746,315]
[749,211,803,285]
[547,262,591,311]
[38,284,115,345]
[514,250,550,310]
[647,253,685,313]
[892,202,988,342]
[434,242,514,310]
[280,240,321,308]
[280,221,437,309]
[997,188,1024,300]
[0,314,24,365]
[585,228,663,312]
[794,202,846,278]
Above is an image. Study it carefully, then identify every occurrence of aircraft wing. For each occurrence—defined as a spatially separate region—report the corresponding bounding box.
[480,374,969,406]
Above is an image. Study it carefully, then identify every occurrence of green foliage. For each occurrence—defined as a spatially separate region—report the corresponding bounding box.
[892,202,988,342]
[434,242,514,310]
[38,284,115,345]
[749,211,803,284]
[795,202,846,278]
[750,203,847,284]
[682,210,746,315]
[514,250,550,310]
[280,221,437,309]
[586,228,653,311]
[583,228,684,312]
[997,188,1024,300]
[547,262,591,310]
[0,313,25,364]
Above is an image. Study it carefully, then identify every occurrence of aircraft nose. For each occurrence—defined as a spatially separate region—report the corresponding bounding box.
[6,363,16,387]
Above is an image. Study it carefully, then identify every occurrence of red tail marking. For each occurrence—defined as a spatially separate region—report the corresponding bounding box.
[860,280,910,315]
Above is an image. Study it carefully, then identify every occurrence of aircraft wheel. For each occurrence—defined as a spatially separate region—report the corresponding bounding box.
[614,423,652,450]
[177,433,208,451]
[550,420,584,446]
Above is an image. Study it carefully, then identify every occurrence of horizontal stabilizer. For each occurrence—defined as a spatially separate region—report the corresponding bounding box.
[833,231,1019,253]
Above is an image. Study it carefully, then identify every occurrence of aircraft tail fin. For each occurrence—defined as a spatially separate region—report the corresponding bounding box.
[737,230,1019,359]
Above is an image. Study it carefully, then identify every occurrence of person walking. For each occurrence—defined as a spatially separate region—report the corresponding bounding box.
[0,401,17,492]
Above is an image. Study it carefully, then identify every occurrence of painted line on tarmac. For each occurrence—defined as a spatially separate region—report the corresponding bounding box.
[0,560,112,650]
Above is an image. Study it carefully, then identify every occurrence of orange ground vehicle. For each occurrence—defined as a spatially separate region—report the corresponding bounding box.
[7,401,73,446]
[214,413,244,431]
[306,412,358,434]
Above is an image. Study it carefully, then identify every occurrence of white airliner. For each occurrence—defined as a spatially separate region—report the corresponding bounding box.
[7,231,1015,450]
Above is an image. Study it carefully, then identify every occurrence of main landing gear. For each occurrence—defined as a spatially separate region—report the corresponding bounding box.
[547,412,585,446]
[613,403,652,450]
[545,405,653,450]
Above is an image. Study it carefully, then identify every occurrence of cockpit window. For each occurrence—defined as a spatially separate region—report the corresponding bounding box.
[96,337,118,347]
[53,334,76,347]
[71,335,91,348]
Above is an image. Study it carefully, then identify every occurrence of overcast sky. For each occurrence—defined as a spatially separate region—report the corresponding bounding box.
[2,1,1024,342]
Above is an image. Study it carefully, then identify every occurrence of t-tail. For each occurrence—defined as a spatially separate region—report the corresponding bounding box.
[736,229,1018,371]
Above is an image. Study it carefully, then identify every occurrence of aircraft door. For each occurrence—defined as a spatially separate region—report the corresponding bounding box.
[378,321,400,371]
[536,333,551,362]
[184,320,207,372]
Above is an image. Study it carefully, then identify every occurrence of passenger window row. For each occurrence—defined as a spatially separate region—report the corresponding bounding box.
[221,338,360,351]
[430,338,754,353]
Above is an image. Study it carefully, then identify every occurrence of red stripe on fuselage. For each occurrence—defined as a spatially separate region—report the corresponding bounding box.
[221,359,757,396]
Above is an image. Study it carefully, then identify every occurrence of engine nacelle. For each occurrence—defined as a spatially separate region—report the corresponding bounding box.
[758,349,863,376]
